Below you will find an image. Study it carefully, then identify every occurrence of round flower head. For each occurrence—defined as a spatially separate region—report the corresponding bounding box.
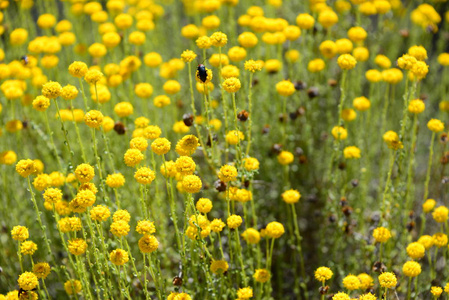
[337,54,357,70]
[175,135,199,156]
[331,126,348,140]
[403,261,421,277]
[196,198,213,214]
[210,260,229,274]
[378,272,397,289]
[136,220,156,235]
[84,110,104,128]
[210,31,227,47]
[130,137,148,151]
[18,272,38,291]
[265,221,285,238]
[218,165,237,182]
[254,269,271,283]
[276,80,295,96]
[408,45,428,61]
[32,95,50,112]
[282,189,301,204]
[150,138,171,155]
[332,292,350,300]
[182,175,202,193]
[237,287,253,299]
[11,225,29,241]
[75,163,94,183]
[114,102,133,118]
[423,198,436,213]
[277,151,294,165]
[181,50,197,63]
[210,219,226,233]
[244,60,263,72]
[427,119,444,133]
[373,227,391,243]
[33,262,51,279]
[16,159,35,177]
[353,96,371,111]
[222,77,241,93]
[124,149,144,167]
[433,232,448,248]
[110,220,130,237]
[243,157,260,171]
[343,146,361,159]
[138,234,159,253]
[410,61,429,80]
[90,205,111,222]
[241,228,261,244]
[358,273,374,290]
[21,240,37,255]
[113,210,131,223]
[408,99,425,114]
[143,125,162,140]
[433,206,449,223]
[64,279,82,295]
[84,69,103,84]
[431,286,443,297]
[109,248,129,265]
[61,84,78,100]
[42,81,62,99]
[134,167,156,185]
[359,293,376,300]
[106,173,125,188]
[227,214,243,229]
[308,59,325,73]
[342,274,360,290]
[68,238,88,255]
[175,156,196,175]
[397,54,417,70]
[406,242,425,259]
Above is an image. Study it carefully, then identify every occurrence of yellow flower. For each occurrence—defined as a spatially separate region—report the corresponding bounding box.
[276,80,295,96]
[337,54,357,70]
[237,287,253,299]
[408,99,425,114]
[342,274,360,290]
[210,31,227,47]
[32,262,51,279]
[16,159,35,178]
[254,269,271,283]
[11,225,29,241]
[433,206,449,223]
[68,238,88,255]
[109,248,129,265]
[18,272,38,291]
[181,50,197,63]
[42,81,62,99]
[343,146,361,159]
[227,214,243,229]
[134,167,156,185]
[218,165,238,182]
[281,189,301,204]
[241,228,261,244]
[20,240,37,255]
[406,242,425,259]
[64,279,82,295]
[222,77,241,93]
[265,221,285,238]
[138,234,159,253]
[124,149,144,167]
[378,272,397,289]
[372,227,391,243]
[182,175,202,193]
[332,126,348,140]
[431,286,443,297]
[427,119,444,132]
[210,260,229,274]
[423,199,436,213]
[403,261,421,277]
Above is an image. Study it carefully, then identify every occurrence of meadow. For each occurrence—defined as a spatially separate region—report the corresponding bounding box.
[0,0,448,299]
